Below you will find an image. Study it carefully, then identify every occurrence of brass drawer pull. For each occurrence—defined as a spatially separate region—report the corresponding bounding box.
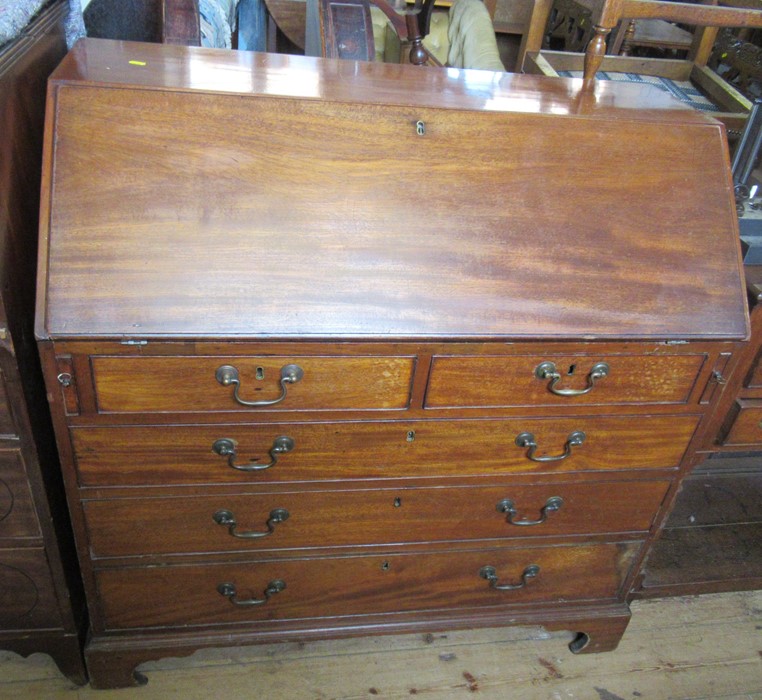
[215,364,304,407]
[535,361,609,396]
[496,496,564,526]
[217,580,286,606]
[212,436,295,472]
[479,564,540,591]
[515,431,585,462]
[213,508,289,538]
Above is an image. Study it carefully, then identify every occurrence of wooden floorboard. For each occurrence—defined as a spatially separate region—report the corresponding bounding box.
[1,591,761,698]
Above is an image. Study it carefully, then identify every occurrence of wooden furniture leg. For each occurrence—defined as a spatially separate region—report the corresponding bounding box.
[584,25,611,80]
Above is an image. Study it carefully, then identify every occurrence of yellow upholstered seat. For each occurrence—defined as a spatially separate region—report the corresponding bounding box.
[369,0,503,70]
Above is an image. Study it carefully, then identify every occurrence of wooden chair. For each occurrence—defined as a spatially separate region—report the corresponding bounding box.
[318,0,504,68]
[319,0,438,63]
[610,18,694,56]
[517,0,762,133]
[536,0,694,57]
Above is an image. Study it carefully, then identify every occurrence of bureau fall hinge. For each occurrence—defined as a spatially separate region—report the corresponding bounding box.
[120,339,148,346]
[664,340,689,345]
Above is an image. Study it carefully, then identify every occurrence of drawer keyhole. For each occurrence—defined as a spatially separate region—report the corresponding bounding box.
[255,366,265,380]
[381,561,391,571]
[568,364,576,375]
[393,497,402,507]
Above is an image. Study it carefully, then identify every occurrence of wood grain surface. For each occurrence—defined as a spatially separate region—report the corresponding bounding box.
[37,40,747,341]
[426,353,706,406]
[90,355,415,412]
[82,480,670,556]
[70,414,698,486]
[95,541,640,629]
[720,399,762,445]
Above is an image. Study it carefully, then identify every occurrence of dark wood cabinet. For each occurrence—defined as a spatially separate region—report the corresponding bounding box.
[634,266,762,598]
[36,39,749,688]
[0,1,87,685]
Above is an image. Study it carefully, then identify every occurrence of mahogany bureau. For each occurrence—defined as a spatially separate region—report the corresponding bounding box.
[0,2,87,685]
[36,39,749,688]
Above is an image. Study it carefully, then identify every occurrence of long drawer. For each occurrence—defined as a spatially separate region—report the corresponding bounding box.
[95,540,642,630]
[89,356,416,413]
[82,479,670,557]
[426,354,706,408]
[70,415,699,486]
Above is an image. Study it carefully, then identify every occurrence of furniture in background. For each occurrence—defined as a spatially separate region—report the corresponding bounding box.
[87,0,237,48]
[708,27,762,101]
[632,266,762,597]
[318,0,504,68]
[0,1,87,685]
[609,16,694,57]
[318,0,439,64]
[268,0,503,59]
[161,0,504,68]
[36,38,748,688]
[163,0,203,43]
[518,0,762,133]
[83,0,164,42]
[535,0,694,58]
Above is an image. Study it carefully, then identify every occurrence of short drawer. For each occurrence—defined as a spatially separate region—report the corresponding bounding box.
[71,415,698,487]
[90,355,415,413]
[425,354,706,408]
[744,350,762,389]
[0,450,41,538]
[721,401,762,447]
[95,540,642,630]
[0,547,62,629]
[82,479,670,558]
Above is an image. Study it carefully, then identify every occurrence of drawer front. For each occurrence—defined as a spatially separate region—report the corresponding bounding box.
[722,401,762,447]
[90,356,415,413]
[426,354,706,408]
[0,369,17,436]
[83,480,670,557]
[0,450,41,538]
[71,415,698,487]
[95,541,641,630]
[745,351,762,389]
[0,548,62,629]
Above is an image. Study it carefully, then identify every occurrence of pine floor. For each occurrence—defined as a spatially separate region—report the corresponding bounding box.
[2,590,761,699]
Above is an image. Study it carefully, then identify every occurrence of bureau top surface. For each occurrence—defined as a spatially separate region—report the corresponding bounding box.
[36,39,748,341]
